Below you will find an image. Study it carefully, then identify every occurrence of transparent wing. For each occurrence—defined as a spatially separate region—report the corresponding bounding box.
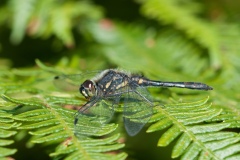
[53,71,102,92]
[53,70,112,137]
[74,95,119,137]
[122,83,153,136]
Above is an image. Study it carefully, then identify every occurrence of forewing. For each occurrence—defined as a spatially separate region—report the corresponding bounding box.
[123,83,153,136]
[86,98,115,124]
[74,95,119,137]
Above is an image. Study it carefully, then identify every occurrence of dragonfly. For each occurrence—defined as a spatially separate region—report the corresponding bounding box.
[54,69,213,136]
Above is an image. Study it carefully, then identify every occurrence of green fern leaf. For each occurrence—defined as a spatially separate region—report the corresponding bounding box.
[0,147,17,157]
[225,154,240,160]
[35,59,63,75]
[147,117,173,132]
[196,132,238,142]
[0,106,19,158]
[181,142,202,160]
[215,143,240,159]
[172,133,192,158]
[9,0,37,44]
[140,0,221,68]
[146,97,240,159]
[0,129,16,138]
[0,140,14,146]
[188,123,230,134]
[2,94,126,160]
[18,119,59,129]
[32,132,69,143]
[206,137,240,151]
[157,125,181,146]
[8,0,103,46]
[29,125,64,136]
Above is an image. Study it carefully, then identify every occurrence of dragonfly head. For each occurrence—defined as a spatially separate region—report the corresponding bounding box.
[80,80,96,99]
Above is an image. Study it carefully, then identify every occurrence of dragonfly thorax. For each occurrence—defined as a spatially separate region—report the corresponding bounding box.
[79,80,97,99]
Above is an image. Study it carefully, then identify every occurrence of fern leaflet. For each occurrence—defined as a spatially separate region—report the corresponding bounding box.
[147,97,240,159]
[1,93,126,160]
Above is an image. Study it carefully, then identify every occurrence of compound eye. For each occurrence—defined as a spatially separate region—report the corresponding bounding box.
[82,80,94,90]
[80,80,95,99]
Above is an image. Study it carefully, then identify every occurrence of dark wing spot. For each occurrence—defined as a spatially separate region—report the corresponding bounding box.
[74,118,78,125]
[54,76,60,79]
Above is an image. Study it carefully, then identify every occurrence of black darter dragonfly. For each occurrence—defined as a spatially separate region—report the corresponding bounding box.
[54,69,213,136]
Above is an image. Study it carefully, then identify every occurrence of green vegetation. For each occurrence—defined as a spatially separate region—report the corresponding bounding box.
[0,0,240,159]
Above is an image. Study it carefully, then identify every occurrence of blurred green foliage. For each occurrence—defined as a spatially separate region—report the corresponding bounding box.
[0,0,240,160]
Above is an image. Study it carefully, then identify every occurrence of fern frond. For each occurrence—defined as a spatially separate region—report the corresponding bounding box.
[8,0,103,46]
[50,3,75,47]
[1,94,126,160]
[33,0,103,46]
[140,0,221,68]
[0,101,19,158]
[9,0,37,44]
[147,97,240,159]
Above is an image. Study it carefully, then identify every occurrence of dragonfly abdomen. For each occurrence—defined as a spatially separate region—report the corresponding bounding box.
[142,80,213,91]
